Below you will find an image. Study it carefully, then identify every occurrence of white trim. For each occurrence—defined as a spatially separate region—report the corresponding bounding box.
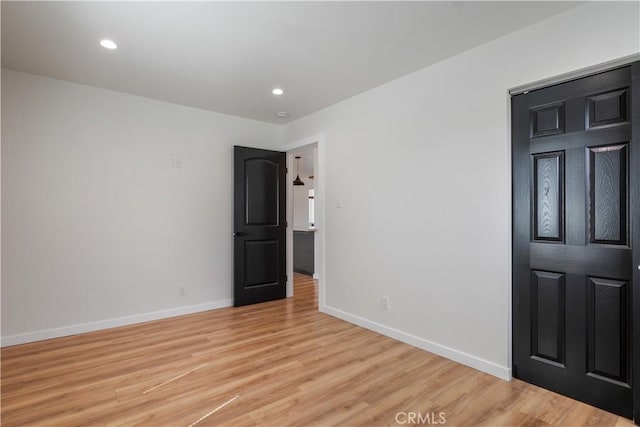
[280,132,325,153]
[509,53,640,95]
[504,89,514,378]
[320,304,512,381]
[1,299,232,347]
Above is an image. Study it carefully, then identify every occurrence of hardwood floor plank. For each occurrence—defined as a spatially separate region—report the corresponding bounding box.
[1,273,634,426]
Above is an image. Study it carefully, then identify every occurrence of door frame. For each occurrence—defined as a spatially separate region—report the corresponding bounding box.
[509,57,640,422]
[282,133,326,308]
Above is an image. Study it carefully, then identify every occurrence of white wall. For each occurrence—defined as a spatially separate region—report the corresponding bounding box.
[1,70,282,344]
[283,2,640,379]
[293,185,312,230]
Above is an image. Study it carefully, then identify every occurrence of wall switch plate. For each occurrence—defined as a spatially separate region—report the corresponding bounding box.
[381,296,390,311]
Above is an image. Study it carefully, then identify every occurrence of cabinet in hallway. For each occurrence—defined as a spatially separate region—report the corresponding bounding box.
[293,230,314,276]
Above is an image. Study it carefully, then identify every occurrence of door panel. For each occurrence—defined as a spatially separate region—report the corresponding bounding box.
[587,88,629,129]
[588,143,628,245]
[531,270,566,365]
[234,146,286,307]
[587,277,629,386]
[513,64,639,420]
[531,102,565,137]
[532,152,564,241]
[245,158,280,226]
[244,240,279,287]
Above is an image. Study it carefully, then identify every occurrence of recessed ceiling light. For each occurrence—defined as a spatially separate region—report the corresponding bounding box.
[272,88,284,95]
[276,112,290,119]
[100,39,118,50]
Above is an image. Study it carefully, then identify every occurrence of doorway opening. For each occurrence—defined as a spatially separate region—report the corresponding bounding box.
[285,135,324,310]
[290,146,317,307]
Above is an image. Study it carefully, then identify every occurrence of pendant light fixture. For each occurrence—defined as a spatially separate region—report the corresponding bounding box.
[293,156,305,186]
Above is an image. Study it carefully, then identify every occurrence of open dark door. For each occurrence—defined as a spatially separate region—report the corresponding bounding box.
[513,63,639,421]
[234,146,286,307]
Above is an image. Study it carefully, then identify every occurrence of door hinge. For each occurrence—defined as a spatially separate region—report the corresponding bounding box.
[286,275,288,283]
[286,167,288,174]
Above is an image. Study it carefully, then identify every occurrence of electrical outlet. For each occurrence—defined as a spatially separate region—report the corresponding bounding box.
[381,296,390,311]
[179,284,188,297]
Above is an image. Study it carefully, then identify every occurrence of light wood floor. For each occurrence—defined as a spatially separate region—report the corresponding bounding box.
[1,273,634,426]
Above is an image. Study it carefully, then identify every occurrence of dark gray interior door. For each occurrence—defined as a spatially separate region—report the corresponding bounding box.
[512,63,639,421]
[233,146,286,307]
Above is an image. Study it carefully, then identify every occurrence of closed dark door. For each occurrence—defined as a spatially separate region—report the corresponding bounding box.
[234,146,286,307]
[513,63,640,420]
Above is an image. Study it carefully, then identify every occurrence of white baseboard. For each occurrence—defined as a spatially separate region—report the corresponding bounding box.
[1,299,233,347]
[319,304,512,381]
[3,298,512,382]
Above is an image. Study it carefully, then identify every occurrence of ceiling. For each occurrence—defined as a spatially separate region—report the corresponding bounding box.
[2,1,580,124]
